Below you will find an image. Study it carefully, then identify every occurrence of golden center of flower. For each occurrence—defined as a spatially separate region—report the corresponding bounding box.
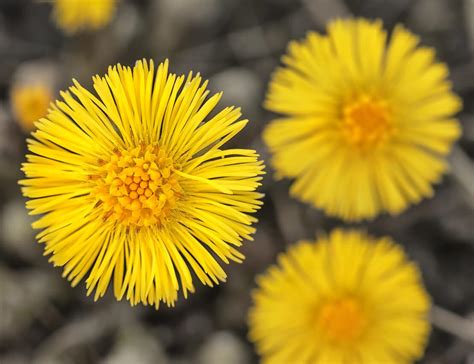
[90,145,183,228]
[317,297,367,343]
[342,95,393,150]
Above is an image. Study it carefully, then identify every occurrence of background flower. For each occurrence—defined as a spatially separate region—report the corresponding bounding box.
[52,0,117,34]
[249,229,431,363]
[20,59,264,308]
[264,18,462,221]
[10,84,52,132]
[9,60,59,133]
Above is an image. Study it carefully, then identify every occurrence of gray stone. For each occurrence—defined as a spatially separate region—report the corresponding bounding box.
[33,304,136,364]
[270,181,310,244]
[149,0,222,52]
[210,68,263,122]
[103,324,168,364]
[407,0,457,32]
[0,267,65,341]
[0,353,30,364]
[11,59,59,92]
[466,0,474,52]
[1,199,37,261]
[197,331,250,364]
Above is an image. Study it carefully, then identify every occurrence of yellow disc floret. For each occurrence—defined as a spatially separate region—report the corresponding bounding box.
[342,95,394,150]
[317,296,367,343]
[91,145,183,227]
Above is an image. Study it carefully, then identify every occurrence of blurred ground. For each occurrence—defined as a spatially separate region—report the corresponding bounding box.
[0,0,473,363]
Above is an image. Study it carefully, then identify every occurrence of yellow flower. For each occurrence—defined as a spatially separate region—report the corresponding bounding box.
[248,230,431,364]
[11,84,52,132]
[264,18,462,221]
[52,0,117,34]
[20,59,264,308]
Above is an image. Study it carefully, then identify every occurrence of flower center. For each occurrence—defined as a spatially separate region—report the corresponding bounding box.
[90,145,183,228]
[342,95,393,150]
[317,297,367,343]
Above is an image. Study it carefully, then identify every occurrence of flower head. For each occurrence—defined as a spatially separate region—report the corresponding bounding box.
[248,230,431,364]
[11,84,52,132]
[52,0,117,34]
[264,18,461,221]
[20,59,264,308]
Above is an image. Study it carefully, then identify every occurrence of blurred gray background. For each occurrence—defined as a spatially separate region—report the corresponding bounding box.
[0,0,473,363]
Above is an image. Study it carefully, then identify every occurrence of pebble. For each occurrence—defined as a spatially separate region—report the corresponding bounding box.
[0,199,37,261]
[0,268,64,341]
[210,67,263,122]
[197,331,250,364]
[103,324,169,364]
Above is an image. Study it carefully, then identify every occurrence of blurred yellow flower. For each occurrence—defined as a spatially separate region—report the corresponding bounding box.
[11,84,52,132]
[264,18,461,221]
[248,229,431,364]
[52,0,117,34]
[20,59,264,308]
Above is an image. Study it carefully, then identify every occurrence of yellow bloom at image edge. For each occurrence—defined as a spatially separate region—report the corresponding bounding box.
[20,59,265,308]
[11,84,52,132]
[248,230,431,364]
[53,0,117,34]
[264,18,462,221]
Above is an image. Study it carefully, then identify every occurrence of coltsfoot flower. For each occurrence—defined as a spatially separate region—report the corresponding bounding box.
[264,18,462,221]
[21,59,264,308]
[11,84,52,132]
[52,0,117,34]
[248,230,431,364]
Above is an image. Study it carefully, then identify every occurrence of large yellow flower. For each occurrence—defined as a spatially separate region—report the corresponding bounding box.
[20,59,264,308]
[248,230,431,364]
[52,0,117,34]
[264,18,461,221]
